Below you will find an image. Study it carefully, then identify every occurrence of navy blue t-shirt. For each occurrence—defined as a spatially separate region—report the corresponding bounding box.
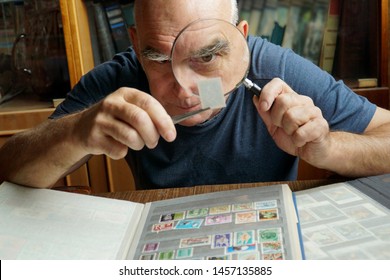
[51,36,376,189]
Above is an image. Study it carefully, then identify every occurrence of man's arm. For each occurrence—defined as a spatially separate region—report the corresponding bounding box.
[0,88,176,188]
[0,115,90,188]
[311,107,390,177]
[254,78,390,177]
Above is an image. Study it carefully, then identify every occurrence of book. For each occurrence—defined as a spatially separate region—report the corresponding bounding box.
[301,0,329,65]
[84,0,105,65]
[239,0,253,22]
[120,0,135,29]
[2,174,389,260]
[256,0,279,41]
[248,0,265,36]
[282,0,304,49]
[296,174,390,259]
[91,0,116,62]
[103,1,131,53]
[343,78,378,89]
[332,0,371,79]
[270,0,290,45]
[0,182,302,260]
[319,0,341,73]
[291,0,313,57]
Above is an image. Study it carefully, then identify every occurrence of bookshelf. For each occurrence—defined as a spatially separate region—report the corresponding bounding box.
[0,0,389,191]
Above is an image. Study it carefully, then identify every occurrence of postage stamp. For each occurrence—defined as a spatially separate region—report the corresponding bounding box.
[234,230,255,246]
[258,209,279,221]
[212,233,232,248]
[175,219,203,229]
[176,248,194,259]
[142,242,160,253]
[186,208,209,218]
[235,211,257,224]
[209,205,231,215]
[255,200,278,210]
[151,221,174,232]
[180,236,211,248]
[205,213,232,226]
[232,202,254,212]
[159,212,185,222]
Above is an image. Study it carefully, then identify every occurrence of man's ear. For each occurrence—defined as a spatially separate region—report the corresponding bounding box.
[129,26,140,58]
[236,20,249,38]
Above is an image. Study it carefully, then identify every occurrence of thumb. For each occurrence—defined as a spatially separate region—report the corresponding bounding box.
[253,95,276,135]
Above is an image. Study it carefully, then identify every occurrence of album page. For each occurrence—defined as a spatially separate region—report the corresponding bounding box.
[296,181,390,259]
[127,184,303,260]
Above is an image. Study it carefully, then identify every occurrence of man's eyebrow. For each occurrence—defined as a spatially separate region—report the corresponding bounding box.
[141,47,170,62]
[190,39,230,58]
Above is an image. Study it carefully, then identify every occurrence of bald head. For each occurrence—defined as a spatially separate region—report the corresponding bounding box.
[134,0,238,29]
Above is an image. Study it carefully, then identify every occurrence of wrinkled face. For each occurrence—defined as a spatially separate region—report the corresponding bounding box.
[130,0,234,126]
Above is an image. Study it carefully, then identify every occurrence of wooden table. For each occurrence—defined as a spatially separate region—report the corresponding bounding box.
[96,179,343,203]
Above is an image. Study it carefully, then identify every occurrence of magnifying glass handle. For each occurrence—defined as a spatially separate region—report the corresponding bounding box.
[243,78,262,97]
[171,107,211,124]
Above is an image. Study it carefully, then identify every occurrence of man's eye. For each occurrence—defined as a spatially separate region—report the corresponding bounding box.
[201,54,215,63]
[192,53,216,64]
[156,59,170,64]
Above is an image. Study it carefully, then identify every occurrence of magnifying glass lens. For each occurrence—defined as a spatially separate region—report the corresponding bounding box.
[171,19,250,96]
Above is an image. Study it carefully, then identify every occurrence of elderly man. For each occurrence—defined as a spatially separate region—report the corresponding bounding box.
[1,0,389,189]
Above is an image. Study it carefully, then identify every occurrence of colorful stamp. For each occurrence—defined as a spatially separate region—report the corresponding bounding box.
[232,202,254,212]
[152,221,174,232]
[209,205,231,215]
[262,253,284,260]
[158,250,175,260]
[180,236,211,248]
[261,241,283,254]
[258,228,282,242]
[142,242,159,253]
[159,212,185,222]
[255,200,278,209]
[176,248,194,259]
[186,208,209,218]
[139,253,156,260]
[175,219,203,229]
[258,209,279,221]
[234,252,260,260]
[212,233,232,248]
[234,230,255,246]
[226,243,257,254]
[205,214,232,226]
[207,255,231,260]
[235,211,257,224]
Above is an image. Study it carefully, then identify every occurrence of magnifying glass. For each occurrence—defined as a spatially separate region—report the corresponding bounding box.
[170,18,262,124]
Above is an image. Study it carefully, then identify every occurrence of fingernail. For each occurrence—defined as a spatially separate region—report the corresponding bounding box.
[260,101,269,111]
[165,130,176,142]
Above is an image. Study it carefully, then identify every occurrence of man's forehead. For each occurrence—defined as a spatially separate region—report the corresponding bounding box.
[135,0,232,29]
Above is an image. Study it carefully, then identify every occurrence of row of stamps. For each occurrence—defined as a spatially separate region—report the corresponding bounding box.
[140,228,284,260]
[160,200,278,221]
[152,208,279,232]
[140,247,284,260]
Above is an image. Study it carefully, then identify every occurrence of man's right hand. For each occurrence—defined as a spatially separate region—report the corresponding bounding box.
[74,87,177,159]
[0,87,176,188]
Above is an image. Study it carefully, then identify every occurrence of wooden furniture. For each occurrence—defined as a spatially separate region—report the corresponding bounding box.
[1,0,389,192]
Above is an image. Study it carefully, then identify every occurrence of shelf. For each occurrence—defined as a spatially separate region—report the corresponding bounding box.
[0,92,54,113]
[0,92,54,131]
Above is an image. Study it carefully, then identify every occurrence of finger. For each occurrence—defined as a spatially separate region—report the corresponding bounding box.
[291,117,329,148]
[258,78,293,111]
[100,113,148,150]
[98,94,159,149]
[100,136,130,159]
[281,105,323,136]
[254,95,277,135]
[123,89,177,142]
